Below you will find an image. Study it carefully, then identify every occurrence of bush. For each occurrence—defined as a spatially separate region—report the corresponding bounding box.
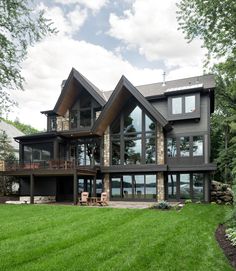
[226,227,236,246]
[185,199,192,204]
[151,201,171,210]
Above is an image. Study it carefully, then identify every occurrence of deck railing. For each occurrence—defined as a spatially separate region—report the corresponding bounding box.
[4,160,79,171]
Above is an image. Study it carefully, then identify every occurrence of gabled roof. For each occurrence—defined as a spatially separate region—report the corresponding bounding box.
[92,75,171,136]
[53,68,106,116]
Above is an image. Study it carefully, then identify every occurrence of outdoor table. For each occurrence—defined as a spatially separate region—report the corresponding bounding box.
[88,197,98,205]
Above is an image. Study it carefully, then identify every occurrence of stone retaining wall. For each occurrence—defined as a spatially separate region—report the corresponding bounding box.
[211,181,233,204]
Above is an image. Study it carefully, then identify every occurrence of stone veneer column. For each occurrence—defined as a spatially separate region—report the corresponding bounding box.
[156,124,165,201]
[157,172,165,201]
[157,124,165,165]
[103,128,110,200]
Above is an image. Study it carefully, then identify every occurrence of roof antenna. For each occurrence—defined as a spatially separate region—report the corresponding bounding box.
[162,71,166,86]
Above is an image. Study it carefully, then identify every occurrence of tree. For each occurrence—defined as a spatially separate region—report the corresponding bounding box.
[0,130,16,195]
[177,0,236,184]
[176,0,236,64]
[0,0,56,114]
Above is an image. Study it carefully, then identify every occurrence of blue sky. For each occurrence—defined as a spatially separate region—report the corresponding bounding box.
[9,0,205,130]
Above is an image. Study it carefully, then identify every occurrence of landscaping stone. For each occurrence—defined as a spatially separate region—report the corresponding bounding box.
[211,181,233,204]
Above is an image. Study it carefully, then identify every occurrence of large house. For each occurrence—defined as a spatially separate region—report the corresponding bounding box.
[3,68,216,204]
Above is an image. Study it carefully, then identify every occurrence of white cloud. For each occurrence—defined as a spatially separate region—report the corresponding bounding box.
[67,5,88,31]
[11,35,165,130]
[37,3,88,36]
[54,0,108,13]
[8,1,205,130]
[108,0,205,68]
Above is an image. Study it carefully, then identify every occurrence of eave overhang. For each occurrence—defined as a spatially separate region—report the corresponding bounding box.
[92,75,172,136]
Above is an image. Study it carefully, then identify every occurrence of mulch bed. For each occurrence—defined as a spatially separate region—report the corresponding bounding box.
[215,224,236,269]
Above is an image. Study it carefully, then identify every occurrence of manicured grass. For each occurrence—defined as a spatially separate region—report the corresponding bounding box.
[0,204,233,271]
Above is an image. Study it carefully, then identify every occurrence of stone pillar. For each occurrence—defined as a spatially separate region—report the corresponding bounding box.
[103,173,110,201]
[103,127,110,166]
[103,128,110,200]
[157,172,165,202]
[157,124,165,165]
[30,174,34,204]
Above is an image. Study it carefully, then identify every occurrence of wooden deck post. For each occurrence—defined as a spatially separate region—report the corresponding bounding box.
[73,171,78,205]
[30,174,34,204]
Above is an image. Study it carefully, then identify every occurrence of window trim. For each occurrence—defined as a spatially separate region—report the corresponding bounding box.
[168,93,200,121]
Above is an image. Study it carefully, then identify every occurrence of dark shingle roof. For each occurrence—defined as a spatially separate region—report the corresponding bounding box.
[103,74,215,100]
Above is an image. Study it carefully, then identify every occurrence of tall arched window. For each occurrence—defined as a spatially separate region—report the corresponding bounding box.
[111,100,156,165]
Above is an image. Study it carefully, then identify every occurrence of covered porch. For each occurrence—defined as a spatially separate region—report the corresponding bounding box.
[3,167,99,205]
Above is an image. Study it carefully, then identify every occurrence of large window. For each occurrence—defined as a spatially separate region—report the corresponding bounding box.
[167,135,204,159]
[69,91,101,129]
[167,173,205,201]
[111,174,156,200]
[76,138,101,166]
[111,102,156,165]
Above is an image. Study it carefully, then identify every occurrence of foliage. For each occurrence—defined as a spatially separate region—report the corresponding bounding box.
[225,227,236,247]
[0,130,15,160]
[0,0,56,114]
[177,0,236,64]
[0,204,232,271]
[0,130,16,195]
[1,117,39,134]
[151,200,171,210]
[185,199,192,204]
[177,0,236,184]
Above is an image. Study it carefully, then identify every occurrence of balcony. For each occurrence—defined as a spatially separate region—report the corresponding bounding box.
[1,160,99,174]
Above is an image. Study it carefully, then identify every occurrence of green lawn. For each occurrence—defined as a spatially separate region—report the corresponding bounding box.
[0,204,233,271]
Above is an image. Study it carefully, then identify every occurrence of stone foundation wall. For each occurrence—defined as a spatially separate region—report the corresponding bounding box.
[19,196,56,204]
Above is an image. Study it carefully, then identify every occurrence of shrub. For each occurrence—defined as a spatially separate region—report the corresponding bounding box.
[185,199,192,204]
[151,200,171,210]
[226,227,236,246]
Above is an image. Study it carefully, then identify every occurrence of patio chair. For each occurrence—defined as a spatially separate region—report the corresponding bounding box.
[97,192,108,206]
[79,192,89,206]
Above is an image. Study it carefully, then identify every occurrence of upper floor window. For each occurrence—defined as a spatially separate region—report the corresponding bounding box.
[167,138,177,157]
[111,101,156,166]
[185,95,196,113]
[193,136,203,156]
[166,135,204,159]
[172,97,182,114]
[69,91,101,130]
[168,93,200,120]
